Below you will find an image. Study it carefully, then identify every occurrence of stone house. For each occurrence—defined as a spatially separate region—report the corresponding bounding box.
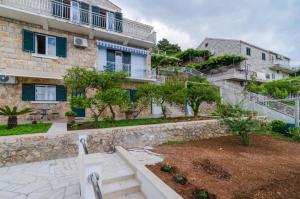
[0,0,157,123]
[198,38,295,88]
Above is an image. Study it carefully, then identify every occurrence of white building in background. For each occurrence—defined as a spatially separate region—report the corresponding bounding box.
[198,38,295,86]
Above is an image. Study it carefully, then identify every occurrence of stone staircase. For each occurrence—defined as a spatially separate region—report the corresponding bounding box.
[79,137,183,199]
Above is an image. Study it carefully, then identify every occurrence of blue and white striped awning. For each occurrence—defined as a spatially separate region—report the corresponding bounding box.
[97,40,150,55]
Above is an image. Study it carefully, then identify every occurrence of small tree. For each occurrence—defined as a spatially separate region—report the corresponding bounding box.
[0,106,32,129]
[64,66,129,121]
[186,76,220,117]
[151,82,185,119]
[218,104,259,146]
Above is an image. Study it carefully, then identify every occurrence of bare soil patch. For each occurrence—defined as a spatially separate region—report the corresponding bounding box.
[147,135,300,199]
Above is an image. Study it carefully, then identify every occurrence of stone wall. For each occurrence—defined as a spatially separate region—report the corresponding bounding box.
[0,120,226,167]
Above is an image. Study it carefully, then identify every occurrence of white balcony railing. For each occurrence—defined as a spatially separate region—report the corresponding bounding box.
[0,0,156,43]
[103,61,156,81]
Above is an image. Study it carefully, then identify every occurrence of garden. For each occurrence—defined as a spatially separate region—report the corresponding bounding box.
[147,105,300,199]
[0,106,51,136]
[63,67,220,131]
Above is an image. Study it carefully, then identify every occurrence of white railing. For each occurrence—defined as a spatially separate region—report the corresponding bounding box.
[104,61,131,76]
[0,0,155,43]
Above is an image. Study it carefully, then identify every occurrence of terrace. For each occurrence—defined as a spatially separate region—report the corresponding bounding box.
[0,0,156,48]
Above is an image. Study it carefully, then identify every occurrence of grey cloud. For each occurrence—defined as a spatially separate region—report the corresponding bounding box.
[113,0,300,65]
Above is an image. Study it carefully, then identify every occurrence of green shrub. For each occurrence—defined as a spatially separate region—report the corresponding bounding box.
[271,120,286,134]
[288,127,300,142]
[65,111,77,117]
[161,164,176,173]
[173,175,188,185]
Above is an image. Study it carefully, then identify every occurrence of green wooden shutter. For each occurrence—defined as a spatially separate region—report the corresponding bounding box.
[22,29,35,53]
[123,52,131,76]
[127,89,137,102]
[106,49,115,72]
[22,84,35,101]
[56,85,67,101]
[122,52,131,64]
[115,12,123,32]
[56,36,67,58]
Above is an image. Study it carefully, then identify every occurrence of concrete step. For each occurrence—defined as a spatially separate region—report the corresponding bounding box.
[103,178,140,199]
[102,168,135,184]
[113,192,147,199]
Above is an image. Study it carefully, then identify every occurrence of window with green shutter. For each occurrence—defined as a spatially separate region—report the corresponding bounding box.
[127,89,137,102]
[22,84,35,101]
[56,36,67,58]
[22,29,35,53]
[56,85,67,101]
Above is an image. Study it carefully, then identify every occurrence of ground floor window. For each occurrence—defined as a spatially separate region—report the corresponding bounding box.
[35,85,57,101]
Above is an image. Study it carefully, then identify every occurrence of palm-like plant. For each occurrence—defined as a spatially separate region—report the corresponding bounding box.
[0,106,32,129]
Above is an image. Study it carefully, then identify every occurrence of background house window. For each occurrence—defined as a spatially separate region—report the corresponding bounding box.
[205,43,209,47]
[246,47,251,56]
[262,53,266,60]
[35,85,56,101]
[272,74,276,80]
[265,74,270,79]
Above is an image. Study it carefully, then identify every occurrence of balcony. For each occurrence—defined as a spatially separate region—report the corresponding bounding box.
[0,0,156,48]
[103,61,156,82]
[207,68,270,83]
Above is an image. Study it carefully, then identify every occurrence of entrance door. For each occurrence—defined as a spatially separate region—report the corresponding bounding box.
[71,90,85,118]
[115,51,123,72]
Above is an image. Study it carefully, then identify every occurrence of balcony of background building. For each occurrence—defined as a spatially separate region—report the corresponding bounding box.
[0,0,156,48]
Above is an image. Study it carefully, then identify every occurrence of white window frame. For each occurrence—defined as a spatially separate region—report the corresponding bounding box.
[35,85,57,101]
[35,34,57,57]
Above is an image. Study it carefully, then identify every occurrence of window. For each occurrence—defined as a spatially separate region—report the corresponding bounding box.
[205,43,209,48]
[265,74,270,79]
[272,74,276,80]
[246,47,251,56]
[262,53,266,60]
[35,34,57,56]
[23,29,67,58]
[35,85,56,101]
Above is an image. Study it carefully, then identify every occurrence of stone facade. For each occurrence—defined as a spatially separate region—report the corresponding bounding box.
[0,16,153,123]
[0,120,227,167]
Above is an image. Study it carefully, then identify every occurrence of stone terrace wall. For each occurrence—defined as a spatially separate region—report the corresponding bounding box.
[0,120,226,167]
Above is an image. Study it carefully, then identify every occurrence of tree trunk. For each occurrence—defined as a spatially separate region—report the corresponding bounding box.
[109,105,116,120]
[7,116,17,129]
[161,104,167,119]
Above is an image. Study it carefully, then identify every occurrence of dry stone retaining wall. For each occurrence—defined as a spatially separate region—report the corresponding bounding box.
[0,120,226,167]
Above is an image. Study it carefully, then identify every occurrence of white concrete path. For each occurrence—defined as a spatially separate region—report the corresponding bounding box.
[47,123,67,134]
[0,149,163,199]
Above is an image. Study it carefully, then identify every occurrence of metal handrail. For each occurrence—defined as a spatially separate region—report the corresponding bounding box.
[80,138,89,155]
[88,172,103,199]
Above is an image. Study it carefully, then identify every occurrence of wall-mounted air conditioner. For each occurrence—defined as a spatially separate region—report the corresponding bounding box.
[74,37,88,48]
[0,75,17,84]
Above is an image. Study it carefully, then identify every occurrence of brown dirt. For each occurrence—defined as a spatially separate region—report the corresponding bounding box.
[147,135,300,199]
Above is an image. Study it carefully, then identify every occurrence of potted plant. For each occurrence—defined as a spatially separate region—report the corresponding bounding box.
[65,111,77,124]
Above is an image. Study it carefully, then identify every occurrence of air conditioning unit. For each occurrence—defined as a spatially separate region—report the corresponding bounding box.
[0,75,17,84]
[74,37,88,48]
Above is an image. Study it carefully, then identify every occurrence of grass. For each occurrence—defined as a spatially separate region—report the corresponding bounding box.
[91,118,170,129]
[0,123,52,136]
[164,140,190,145]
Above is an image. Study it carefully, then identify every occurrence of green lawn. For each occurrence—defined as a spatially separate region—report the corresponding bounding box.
[0,123,52,136]
[91,118,169,129]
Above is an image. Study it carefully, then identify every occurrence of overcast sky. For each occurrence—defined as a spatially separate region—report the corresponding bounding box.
[113,0,300,66]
